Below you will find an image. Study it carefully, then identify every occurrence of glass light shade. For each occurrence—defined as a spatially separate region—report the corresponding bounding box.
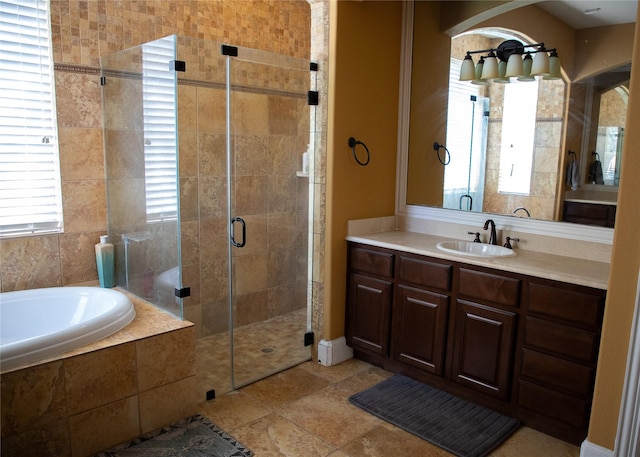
[505,53,523,77]
[530,49,550,75]
[471,60,488,85]
[543,52,562,80]
[494,61,510,83]
[517,54,535,81]
[481,53,499,79]
[459,55,476,81]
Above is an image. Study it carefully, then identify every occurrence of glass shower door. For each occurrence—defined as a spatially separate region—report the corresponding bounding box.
[226,46,312,388]
[101,36,183,319]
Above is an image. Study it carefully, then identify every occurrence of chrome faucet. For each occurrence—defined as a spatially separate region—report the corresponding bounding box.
[483,219,498,245]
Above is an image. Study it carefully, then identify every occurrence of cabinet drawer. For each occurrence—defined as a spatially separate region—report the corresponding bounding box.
[528,282,605,328]
[397,255,452,290]
[521,349,594,397]
[349,245,394,278]
[524,317,599,363]
[458,268,521,307]
[518,380,589,429]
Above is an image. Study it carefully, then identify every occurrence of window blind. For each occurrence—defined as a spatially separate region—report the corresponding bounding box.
[142,37,178,222]
[0,0,62,236]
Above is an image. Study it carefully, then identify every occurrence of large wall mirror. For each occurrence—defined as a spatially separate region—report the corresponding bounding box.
[402,0,635,231]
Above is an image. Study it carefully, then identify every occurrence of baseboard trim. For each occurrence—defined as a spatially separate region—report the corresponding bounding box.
[317,337,353,367]
[581,439,614,457]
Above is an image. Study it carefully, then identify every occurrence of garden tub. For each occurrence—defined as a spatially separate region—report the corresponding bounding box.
[0,286,135,371]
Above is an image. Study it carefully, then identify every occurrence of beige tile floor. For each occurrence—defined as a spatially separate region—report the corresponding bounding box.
[198,358,581,457]
[196,308,311,397]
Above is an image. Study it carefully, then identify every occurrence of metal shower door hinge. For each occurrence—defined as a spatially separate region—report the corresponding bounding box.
[308,91,319,106]
[174,286,191,298]
[304,332,315,347]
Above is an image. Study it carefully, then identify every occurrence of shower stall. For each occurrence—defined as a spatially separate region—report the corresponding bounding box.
[101,35,314,396]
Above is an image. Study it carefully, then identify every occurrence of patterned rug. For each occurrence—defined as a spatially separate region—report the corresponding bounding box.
[93,415,253,457]
[349,374,520,457]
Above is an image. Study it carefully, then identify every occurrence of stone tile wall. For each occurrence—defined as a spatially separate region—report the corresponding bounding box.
[0,1,311,293]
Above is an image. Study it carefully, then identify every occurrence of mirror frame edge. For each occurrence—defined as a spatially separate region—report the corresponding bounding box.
[395,0,614,245]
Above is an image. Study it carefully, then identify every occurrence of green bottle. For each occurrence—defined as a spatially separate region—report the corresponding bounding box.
[95,235,115,288]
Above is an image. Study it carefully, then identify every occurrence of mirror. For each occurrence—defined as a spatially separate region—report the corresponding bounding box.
[404,1,634,228]
[580,66,629,187]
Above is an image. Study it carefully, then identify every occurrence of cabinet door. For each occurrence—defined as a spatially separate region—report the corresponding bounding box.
[451,300,517,400]
[393,285,449,375]
[346,273,393,356]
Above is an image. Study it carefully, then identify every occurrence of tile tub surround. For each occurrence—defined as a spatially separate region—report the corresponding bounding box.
[1,291,197,457]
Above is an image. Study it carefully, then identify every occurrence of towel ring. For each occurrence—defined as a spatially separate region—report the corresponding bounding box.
[433,142,451,166]
[348,137,370,166]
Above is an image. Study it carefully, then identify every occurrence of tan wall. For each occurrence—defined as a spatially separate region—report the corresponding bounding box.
[0,1,311,293]
[588,5,640,449]
[325,0,401,340]
[405,1,449,206]
[575,23,636,81]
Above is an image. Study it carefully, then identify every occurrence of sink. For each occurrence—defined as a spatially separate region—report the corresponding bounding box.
[436,241,516,258]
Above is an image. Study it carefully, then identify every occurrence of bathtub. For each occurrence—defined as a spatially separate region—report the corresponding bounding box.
[0,287,135,371]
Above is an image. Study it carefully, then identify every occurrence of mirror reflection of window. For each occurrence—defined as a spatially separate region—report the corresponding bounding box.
[498,80,539,195]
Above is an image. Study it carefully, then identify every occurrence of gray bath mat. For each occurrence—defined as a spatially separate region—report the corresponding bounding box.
[349,374,519,457]
[93,414,253,457]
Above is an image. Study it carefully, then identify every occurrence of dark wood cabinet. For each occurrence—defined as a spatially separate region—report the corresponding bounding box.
[518,278,605,443]
[345,241,606,445]
[451,300,517,400]
[563,200,616,227]
[347,273,393,356]
[393,285,449,375]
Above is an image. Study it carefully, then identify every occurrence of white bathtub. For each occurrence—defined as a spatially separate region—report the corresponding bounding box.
[0,287,135,371]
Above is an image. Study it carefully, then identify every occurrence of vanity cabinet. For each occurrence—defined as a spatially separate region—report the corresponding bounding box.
[346,244,394,357]
[563,200,616,227]
[518,278,605,444]
[392,254,452,375]
[345,241,606,445]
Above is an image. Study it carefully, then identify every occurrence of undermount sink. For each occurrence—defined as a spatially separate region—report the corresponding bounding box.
[436,241,516,258]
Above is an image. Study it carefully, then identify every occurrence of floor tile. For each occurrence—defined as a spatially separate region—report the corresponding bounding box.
[278,383,383,448]
[240,365,332,409]
[340,424,452,457]
[231,413,336,457]
[198,390,272,431]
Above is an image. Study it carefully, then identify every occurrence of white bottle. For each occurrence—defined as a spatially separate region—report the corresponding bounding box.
[302,145,310,174]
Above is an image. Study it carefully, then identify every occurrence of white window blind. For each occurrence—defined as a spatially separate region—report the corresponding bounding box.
[0,0,62,236]
[142,37,178,222]
[498,80,539,195]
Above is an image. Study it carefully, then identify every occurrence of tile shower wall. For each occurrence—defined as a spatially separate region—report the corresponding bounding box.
[177,63,310,338]
[0,1,311,293]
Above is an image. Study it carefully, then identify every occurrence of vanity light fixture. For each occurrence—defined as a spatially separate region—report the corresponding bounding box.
[459,39,561,83]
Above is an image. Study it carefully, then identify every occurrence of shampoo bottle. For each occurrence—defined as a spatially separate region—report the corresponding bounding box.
[95,235,115,288]
[302,145,310,174]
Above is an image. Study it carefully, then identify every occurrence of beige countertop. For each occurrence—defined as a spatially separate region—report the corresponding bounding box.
[564,198,618,206]
[346,231,609,290]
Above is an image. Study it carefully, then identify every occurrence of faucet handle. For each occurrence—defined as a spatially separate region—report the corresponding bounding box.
[468,231,481,243]
[503,236,520,249]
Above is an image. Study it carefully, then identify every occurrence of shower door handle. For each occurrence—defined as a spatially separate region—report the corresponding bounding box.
[230,217,246,248]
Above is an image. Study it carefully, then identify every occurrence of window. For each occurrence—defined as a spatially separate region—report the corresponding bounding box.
[142,37,178,222]
[498,80,539,194]
[0,0,62,236]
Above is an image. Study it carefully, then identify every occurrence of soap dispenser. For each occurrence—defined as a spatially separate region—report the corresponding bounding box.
[302,145,310,174]
[95,235,115,288]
